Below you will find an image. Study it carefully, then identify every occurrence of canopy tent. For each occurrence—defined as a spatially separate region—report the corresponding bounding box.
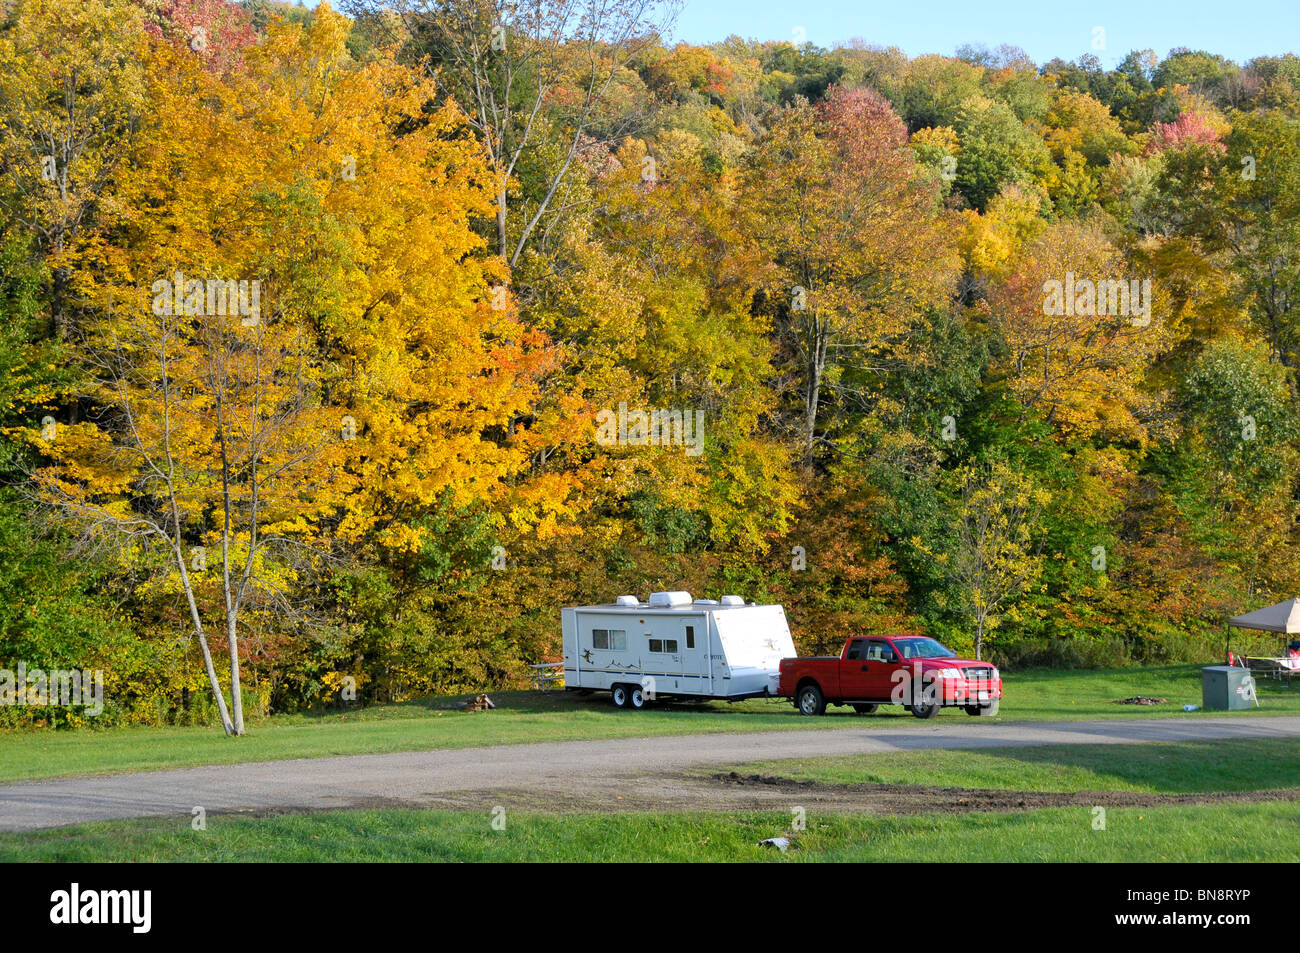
[1229,598,1300,634]
[1227,598,1300,658]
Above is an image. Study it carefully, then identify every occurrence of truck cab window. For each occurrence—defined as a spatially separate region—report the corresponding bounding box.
[846,639,866,660]
[866,640,897,663]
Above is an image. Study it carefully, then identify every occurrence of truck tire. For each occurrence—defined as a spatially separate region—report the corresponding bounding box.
[796,683,826,716]
[629,685,648,710]
[909,701,941,719]
[611,684,629,709]
[964,700,999,717]
[852,703,878,714]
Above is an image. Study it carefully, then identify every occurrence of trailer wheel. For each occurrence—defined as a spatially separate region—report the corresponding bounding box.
[796,683,826,716]
[964,700,999,717]
[611,684,629,709]
[852,703,878,714]
[909,701,941,719]
[629,685,648,710]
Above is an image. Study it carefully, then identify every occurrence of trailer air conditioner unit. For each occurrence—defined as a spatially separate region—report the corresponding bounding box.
[648,590,693,608]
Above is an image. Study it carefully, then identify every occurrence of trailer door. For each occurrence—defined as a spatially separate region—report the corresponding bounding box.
[680,618,706,693]
[644,616,684,693]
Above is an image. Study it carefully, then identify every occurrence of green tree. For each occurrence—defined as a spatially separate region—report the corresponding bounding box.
[916,460,1050,660]
[952,96,1053,210]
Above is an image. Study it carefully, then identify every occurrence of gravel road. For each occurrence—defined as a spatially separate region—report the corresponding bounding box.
[3,715,1298,831]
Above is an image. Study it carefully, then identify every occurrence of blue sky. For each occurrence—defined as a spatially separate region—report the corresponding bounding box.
[670,0,1299,66]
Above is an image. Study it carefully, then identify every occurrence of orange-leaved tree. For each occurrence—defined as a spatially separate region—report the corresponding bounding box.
[986,221,1172,444]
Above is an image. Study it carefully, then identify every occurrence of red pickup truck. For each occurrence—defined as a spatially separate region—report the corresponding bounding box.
[778,634,1001,719]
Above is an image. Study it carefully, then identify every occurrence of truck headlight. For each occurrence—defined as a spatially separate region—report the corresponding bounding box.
[937,668,962,679]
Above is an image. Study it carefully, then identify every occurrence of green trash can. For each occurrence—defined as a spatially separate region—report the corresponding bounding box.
[1202,665,1256,710]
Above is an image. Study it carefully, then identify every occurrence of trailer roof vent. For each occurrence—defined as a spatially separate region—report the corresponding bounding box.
[648,590,693,607]
[720,595,745,606]
[615,595,640,607]
[694,598,719,605]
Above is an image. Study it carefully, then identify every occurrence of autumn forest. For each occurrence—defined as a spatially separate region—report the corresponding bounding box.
[2,0,1299,731]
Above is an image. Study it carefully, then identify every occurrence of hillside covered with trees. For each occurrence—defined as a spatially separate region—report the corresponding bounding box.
[2,0,1299,730]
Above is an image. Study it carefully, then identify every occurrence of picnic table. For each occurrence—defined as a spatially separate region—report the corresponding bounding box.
[1241,656,1300,687]
[528,662,565,691]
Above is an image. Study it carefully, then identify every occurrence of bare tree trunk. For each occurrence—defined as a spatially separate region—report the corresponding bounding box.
[496,191,508,259]
[215,371,246,736]
[803,316,828,461]
[227,612,244,734]
[174,547,236,734]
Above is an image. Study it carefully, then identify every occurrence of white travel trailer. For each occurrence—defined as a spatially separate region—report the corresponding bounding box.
[562,591,797,708]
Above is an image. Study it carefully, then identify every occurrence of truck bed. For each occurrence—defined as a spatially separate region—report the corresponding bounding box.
[778,656,841,697]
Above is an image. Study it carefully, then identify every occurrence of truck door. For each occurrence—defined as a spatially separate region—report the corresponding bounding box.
[861,639,903,701]
[839,638,872,699]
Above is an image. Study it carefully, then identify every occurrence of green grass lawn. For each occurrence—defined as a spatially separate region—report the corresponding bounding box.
[3,802,1295,862]
[725,738,1300,794]
[3,664,1297,783]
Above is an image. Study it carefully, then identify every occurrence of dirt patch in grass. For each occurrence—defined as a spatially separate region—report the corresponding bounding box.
[708,772,1300,813]
[310,771,1300,818]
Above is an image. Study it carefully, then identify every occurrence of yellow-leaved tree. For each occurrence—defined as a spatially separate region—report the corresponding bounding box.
[31,6,548,734]
[0,0,150,336]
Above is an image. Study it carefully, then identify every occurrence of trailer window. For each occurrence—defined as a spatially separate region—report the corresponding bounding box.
[592,629,626,650]
[648,639,679,653]
[686,626,695,649]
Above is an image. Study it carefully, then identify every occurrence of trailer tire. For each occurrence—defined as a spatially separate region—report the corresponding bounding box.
[629,685,648,710]
[909,701,941,719]
[964,700,999,717]
[796,683,826,717]
[851,703,878,714]
[611,684,629,709]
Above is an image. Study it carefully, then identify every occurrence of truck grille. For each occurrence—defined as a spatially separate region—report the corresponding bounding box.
[963,667,994,682]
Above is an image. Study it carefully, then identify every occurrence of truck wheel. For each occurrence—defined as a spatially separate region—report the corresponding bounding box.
[909,701,941,719]
[964,700,999,717]
[852,704,878,714]
[797,683,826,716]
[611,684,629,709]
[629,685,648,710]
